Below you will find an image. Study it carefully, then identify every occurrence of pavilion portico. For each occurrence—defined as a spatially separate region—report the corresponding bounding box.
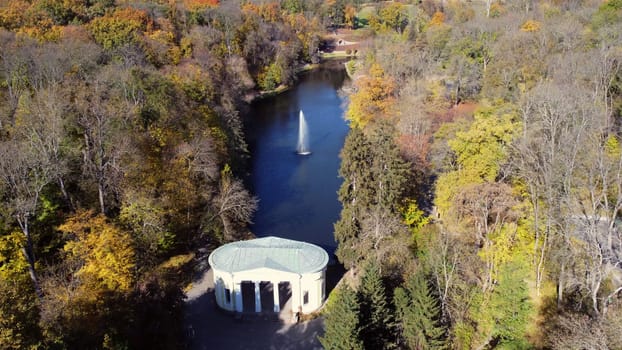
[208,236,329,315]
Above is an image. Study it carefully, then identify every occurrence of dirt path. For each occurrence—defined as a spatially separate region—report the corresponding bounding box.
[183,268,324,350]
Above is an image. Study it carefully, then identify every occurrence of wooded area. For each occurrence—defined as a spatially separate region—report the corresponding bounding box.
[2,0,622,349]
[327,0,622,349]
[0,0,332,347]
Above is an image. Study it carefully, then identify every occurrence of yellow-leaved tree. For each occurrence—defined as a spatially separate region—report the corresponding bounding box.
[0,232,41,349]
[60,210,135,294]
[38,210,136,347]
[346,63,396,129]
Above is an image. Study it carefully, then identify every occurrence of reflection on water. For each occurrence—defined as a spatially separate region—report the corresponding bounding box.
[245,63,349,253]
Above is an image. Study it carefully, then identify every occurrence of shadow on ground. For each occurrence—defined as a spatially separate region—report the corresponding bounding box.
[183,268,334,350]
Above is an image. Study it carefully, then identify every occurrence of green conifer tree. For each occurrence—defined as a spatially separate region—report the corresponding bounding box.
[358,261,394,349]
[335,127,372,268]
[335,122,409,268]
[319,285,364,350]
[487,263,533,349]
[397,271,447,350]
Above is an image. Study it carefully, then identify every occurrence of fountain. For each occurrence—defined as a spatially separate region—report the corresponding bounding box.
[297,110,311,155]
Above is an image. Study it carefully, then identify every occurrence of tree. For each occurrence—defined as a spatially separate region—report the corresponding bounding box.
[0,31,33,127]
[434,104,518,217]
[453,182,519,292]
[0,139,53,297]
[14,86,73,204]
[119,190,175,262]
[358,261,393,349]
[210,164,258,242]
[478,263,533,349]
[74,68,129,215]
[511,79,606,301]
[319,285,364,350]
[421,228,457,323]
[39,209,136,348]
[0,232,41,349]
[344,4,356,29]
[345,63,396,129]
[379,2,408,33]
[60,209,135,293]
[335,128,372,267]
[395,271,447,350]
[88,7,153,50]
[335,123,410,267]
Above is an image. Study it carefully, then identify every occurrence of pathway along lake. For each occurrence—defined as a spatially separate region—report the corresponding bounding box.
[244,63,349,254]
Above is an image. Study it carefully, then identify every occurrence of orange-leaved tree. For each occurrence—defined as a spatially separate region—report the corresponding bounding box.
[346,63,396,129]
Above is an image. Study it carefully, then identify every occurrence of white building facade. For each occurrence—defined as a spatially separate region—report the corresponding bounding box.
[208,236,329,315]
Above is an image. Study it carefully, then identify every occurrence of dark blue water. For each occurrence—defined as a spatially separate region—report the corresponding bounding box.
[245,64,349,253]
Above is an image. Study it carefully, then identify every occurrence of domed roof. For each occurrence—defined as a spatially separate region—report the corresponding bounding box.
[208,236,329,275]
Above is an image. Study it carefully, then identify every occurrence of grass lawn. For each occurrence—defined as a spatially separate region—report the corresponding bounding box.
[321,51,357,59]
[357,5,377,20]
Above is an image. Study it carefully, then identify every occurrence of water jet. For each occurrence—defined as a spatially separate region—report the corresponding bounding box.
[297,110,311,155]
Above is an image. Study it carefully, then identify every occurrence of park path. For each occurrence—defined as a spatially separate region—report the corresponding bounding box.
[183,267,324,350]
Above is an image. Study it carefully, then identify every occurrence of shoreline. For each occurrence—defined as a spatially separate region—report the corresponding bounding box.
[245,59,352,103]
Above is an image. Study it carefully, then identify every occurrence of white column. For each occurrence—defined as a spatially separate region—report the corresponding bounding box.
[291,278,301,313]
[234,281,243,313]
[254,281,261,313]
[273,281,280,312]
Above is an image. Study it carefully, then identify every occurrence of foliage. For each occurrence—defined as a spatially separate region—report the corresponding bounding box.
[475,262,533,348]
[429,11,445,26]
[402,199,430,232]
[88,7,152,50]
[335,122,410,267]
[592,0,622,28]
[345,63,396,128]
[395,270,447,349]
[0,233,41,349]
[520,20,541,32]
[319,284,364,350]
[1,0,622,347]
[378,2,408,33]
[258,62,282,91]
[434,104,518,215]
[60,210,135,293]
[0,0,322,346]
[358,261,394,349]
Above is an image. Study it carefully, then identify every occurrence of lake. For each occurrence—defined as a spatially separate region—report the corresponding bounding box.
[245,63,350,254]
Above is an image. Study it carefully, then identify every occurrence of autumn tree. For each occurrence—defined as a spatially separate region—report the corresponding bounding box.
[0,232,41,349]
[74,68,130,215]
[379,2,408,33]
[0,139,52,297]
[0,31,33,126]
[40,209,136,347]
[345,63,396,129]
[210,164,258,242]
[88,7,153,50]
[434,104,518,216]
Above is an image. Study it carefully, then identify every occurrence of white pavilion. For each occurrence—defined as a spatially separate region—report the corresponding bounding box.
[208,236,329,315]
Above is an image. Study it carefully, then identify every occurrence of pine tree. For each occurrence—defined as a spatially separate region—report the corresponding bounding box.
[334,122,410,268]
[396,271,447,350]
[358,261,394,349]
[393,286,410,348]
[319,285,364,350]
[334,127,373,268]
[487,263,533,349]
